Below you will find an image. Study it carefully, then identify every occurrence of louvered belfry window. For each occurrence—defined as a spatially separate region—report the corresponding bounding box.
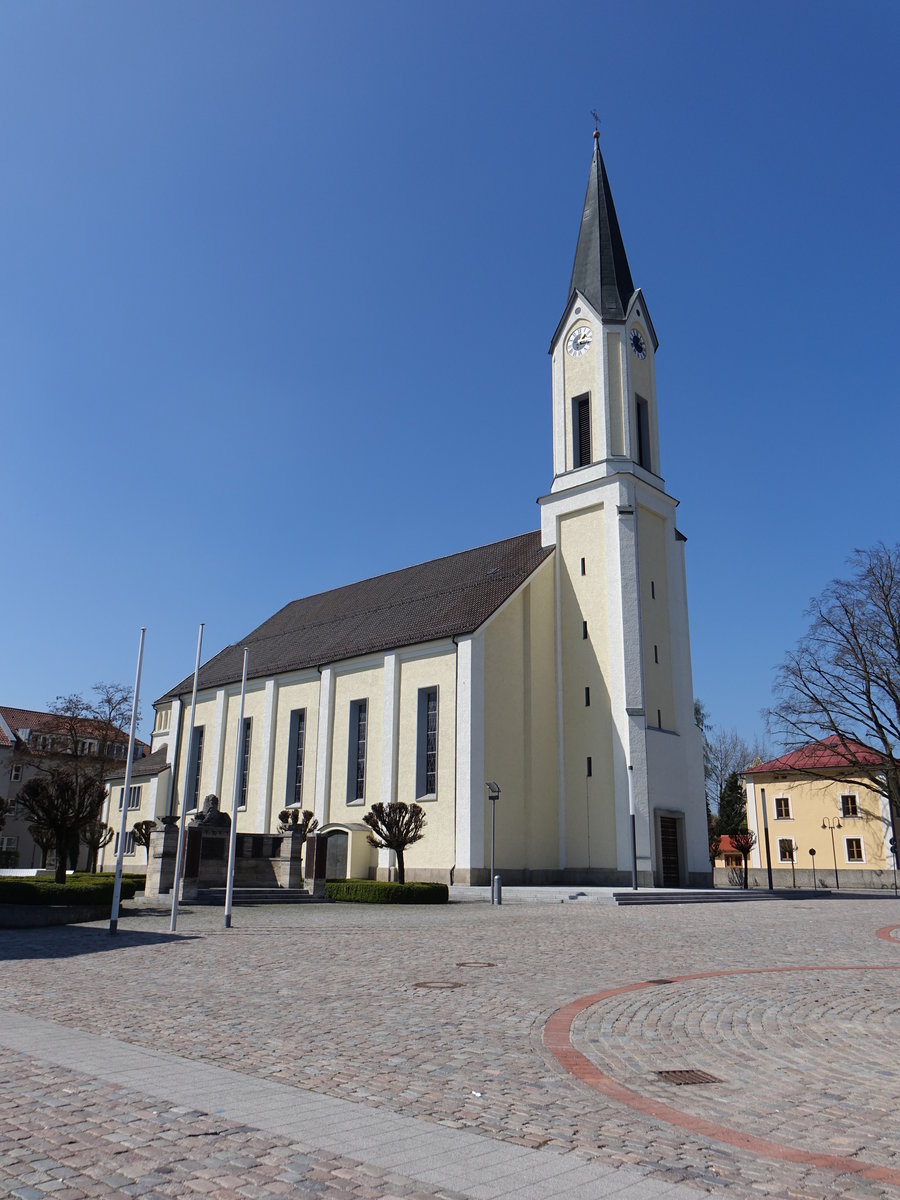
[574,395,591,467]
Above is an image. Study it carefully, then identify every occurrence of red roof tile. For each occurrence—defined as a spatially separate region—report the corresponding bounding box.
[744,735,885,776]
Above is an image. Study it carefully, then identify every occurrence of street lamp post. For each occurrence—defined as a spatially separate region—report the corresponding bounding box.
[808,847,817,889]
[822,817,842,890]
[486,782,500,904]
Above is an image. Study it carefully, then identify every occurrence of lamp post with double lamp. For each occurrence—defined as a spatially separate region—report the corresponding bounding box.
[486,781,500,904]
[822,817,842,890]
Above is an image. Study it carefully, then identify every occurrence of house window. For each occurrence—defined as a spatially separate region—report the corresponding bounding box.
[573,394,591,467]
[286,709,306,807]
[774,796,791,820]
[841,794,859,818]
[114,831,136,857]
[238,718,252,810]
[11,764,21,782]
[0,836,18,852]
[635,394,651,470]
[845,837,864,863]
[347,700,368,804]
[188,726,205,811]
[723,853,742,868]
[118,786,141,811]
[778,838,795,863]
[416,688,438,798]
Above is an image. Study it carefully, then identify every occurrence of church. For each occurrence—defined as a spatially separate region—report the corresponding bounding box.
[101,135,709,888]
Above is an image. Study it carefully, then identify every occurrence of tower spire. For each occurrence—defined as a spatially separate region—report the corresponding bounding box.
[568,139,634,321]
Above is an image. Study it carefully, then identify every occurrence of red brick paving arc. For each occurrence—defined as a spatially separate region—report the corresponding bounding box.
[875,923,900,943]
[543,963,900,1188]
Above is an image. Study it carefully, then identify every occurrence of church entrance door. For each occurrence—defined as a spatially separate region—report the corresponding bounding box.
[325,831,348,880]
[659,816,681,887]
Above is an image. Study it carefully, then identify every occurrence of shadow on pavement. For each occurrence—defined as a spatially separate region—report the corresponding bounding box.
[0,924,198,960]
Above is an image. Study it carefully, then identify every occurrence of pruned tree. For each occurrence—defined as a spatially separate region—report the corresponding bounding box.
[277,808,318,840]
[766,543,900,847]
[82,819,114,874]
[28,821,56,868]
[18,771,106,883]
[731,828,757,890]
[362,801,426,884]
[131,820,158,863]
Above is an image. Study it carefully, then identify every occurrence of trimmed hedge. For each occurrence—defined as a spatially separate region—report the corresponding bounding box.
[325,880,448,905]
[0,876,137,907]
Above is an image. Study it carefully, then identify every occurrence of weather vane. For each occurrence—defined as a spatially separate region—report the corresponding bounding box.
[591,109,600,134]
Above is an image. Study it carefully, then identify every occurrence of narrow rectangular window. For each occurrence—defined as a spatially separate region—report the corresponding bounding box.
[650,580,656,600]
[238,718,252,810]
[114,831,136,857]
[188,726,204,811]
[11,764,22,781]
[286,709,306,807]
[580,557,586,576]
[584,687,590,707]
[416,688,438,797]
[845,837,863,862]
[117,786,140,811]
[657,709,662,729]
[573,394,591,468]
[582,620,588,640]
[586,756,592,777]
[840,794,859,818]
[635,395,651,470]
[347,700,368,804]
[653,644,659,664]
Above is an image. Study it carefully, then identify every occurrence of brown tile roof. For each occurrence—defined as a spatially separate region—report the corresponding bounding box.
[160,531,554,701]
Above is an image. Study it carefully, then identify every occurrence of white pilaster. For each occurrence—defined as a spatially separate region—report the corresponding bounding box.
[381,653,400,806]
[454,633,485,873]
[553,539,567,869]
[161,698,182,816]
[314,667,335,827]
[255,680,277,833]
[210,688,227,799]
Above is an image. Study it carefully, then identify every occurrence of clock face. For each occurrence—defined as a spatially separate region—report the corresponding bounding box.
[566,326,593,357]
[630,328,647,359]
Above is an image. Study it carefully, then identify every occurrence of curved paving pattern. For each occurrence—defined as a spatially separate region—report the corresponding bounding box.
[544,964,900,1187]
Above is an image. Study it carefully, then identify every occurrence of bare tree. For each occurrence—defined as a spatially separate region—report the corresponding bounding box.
[277,808,318,840]
[731,828,757,890]
[18,771,107,883]
[11,682,137,875]
[700,720,770,816]
[82,819,114,874]
[767,544,900,843]
[131,820,158,864]
[362,802,426,884]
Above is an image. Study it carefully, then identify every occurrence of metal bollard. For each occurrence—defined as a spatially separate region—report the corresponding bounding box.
[493,874,502,905]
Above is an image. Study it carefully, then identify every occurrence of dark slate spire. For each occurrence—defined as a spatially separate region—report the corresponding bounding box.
[568,134,635,320]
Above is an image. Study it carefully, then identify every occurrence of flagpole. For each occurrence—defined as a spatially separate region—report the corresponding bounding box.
[169,623,204,934]
[224,648,249,929]
[109,627,146,934]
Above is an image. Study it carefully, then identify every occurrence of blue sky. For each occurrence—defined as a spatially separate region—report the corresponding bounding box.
[2,1,898,743]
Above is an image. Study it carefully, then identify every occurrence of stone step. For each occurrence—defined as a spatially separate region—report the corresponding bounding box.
[612,889,824,906]
[193,887,313,906]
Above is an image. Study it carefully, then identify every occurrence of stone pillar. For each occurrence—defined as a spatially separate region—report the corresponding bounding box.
[145,819,179,897]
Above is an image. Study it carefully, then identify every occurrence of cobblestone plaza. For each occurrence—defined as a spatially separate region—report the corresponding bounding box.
[1,893,899,1200]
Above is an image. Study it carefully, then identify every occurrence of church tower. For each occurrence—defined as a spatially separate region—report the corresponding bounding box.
[539,133,708,886]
